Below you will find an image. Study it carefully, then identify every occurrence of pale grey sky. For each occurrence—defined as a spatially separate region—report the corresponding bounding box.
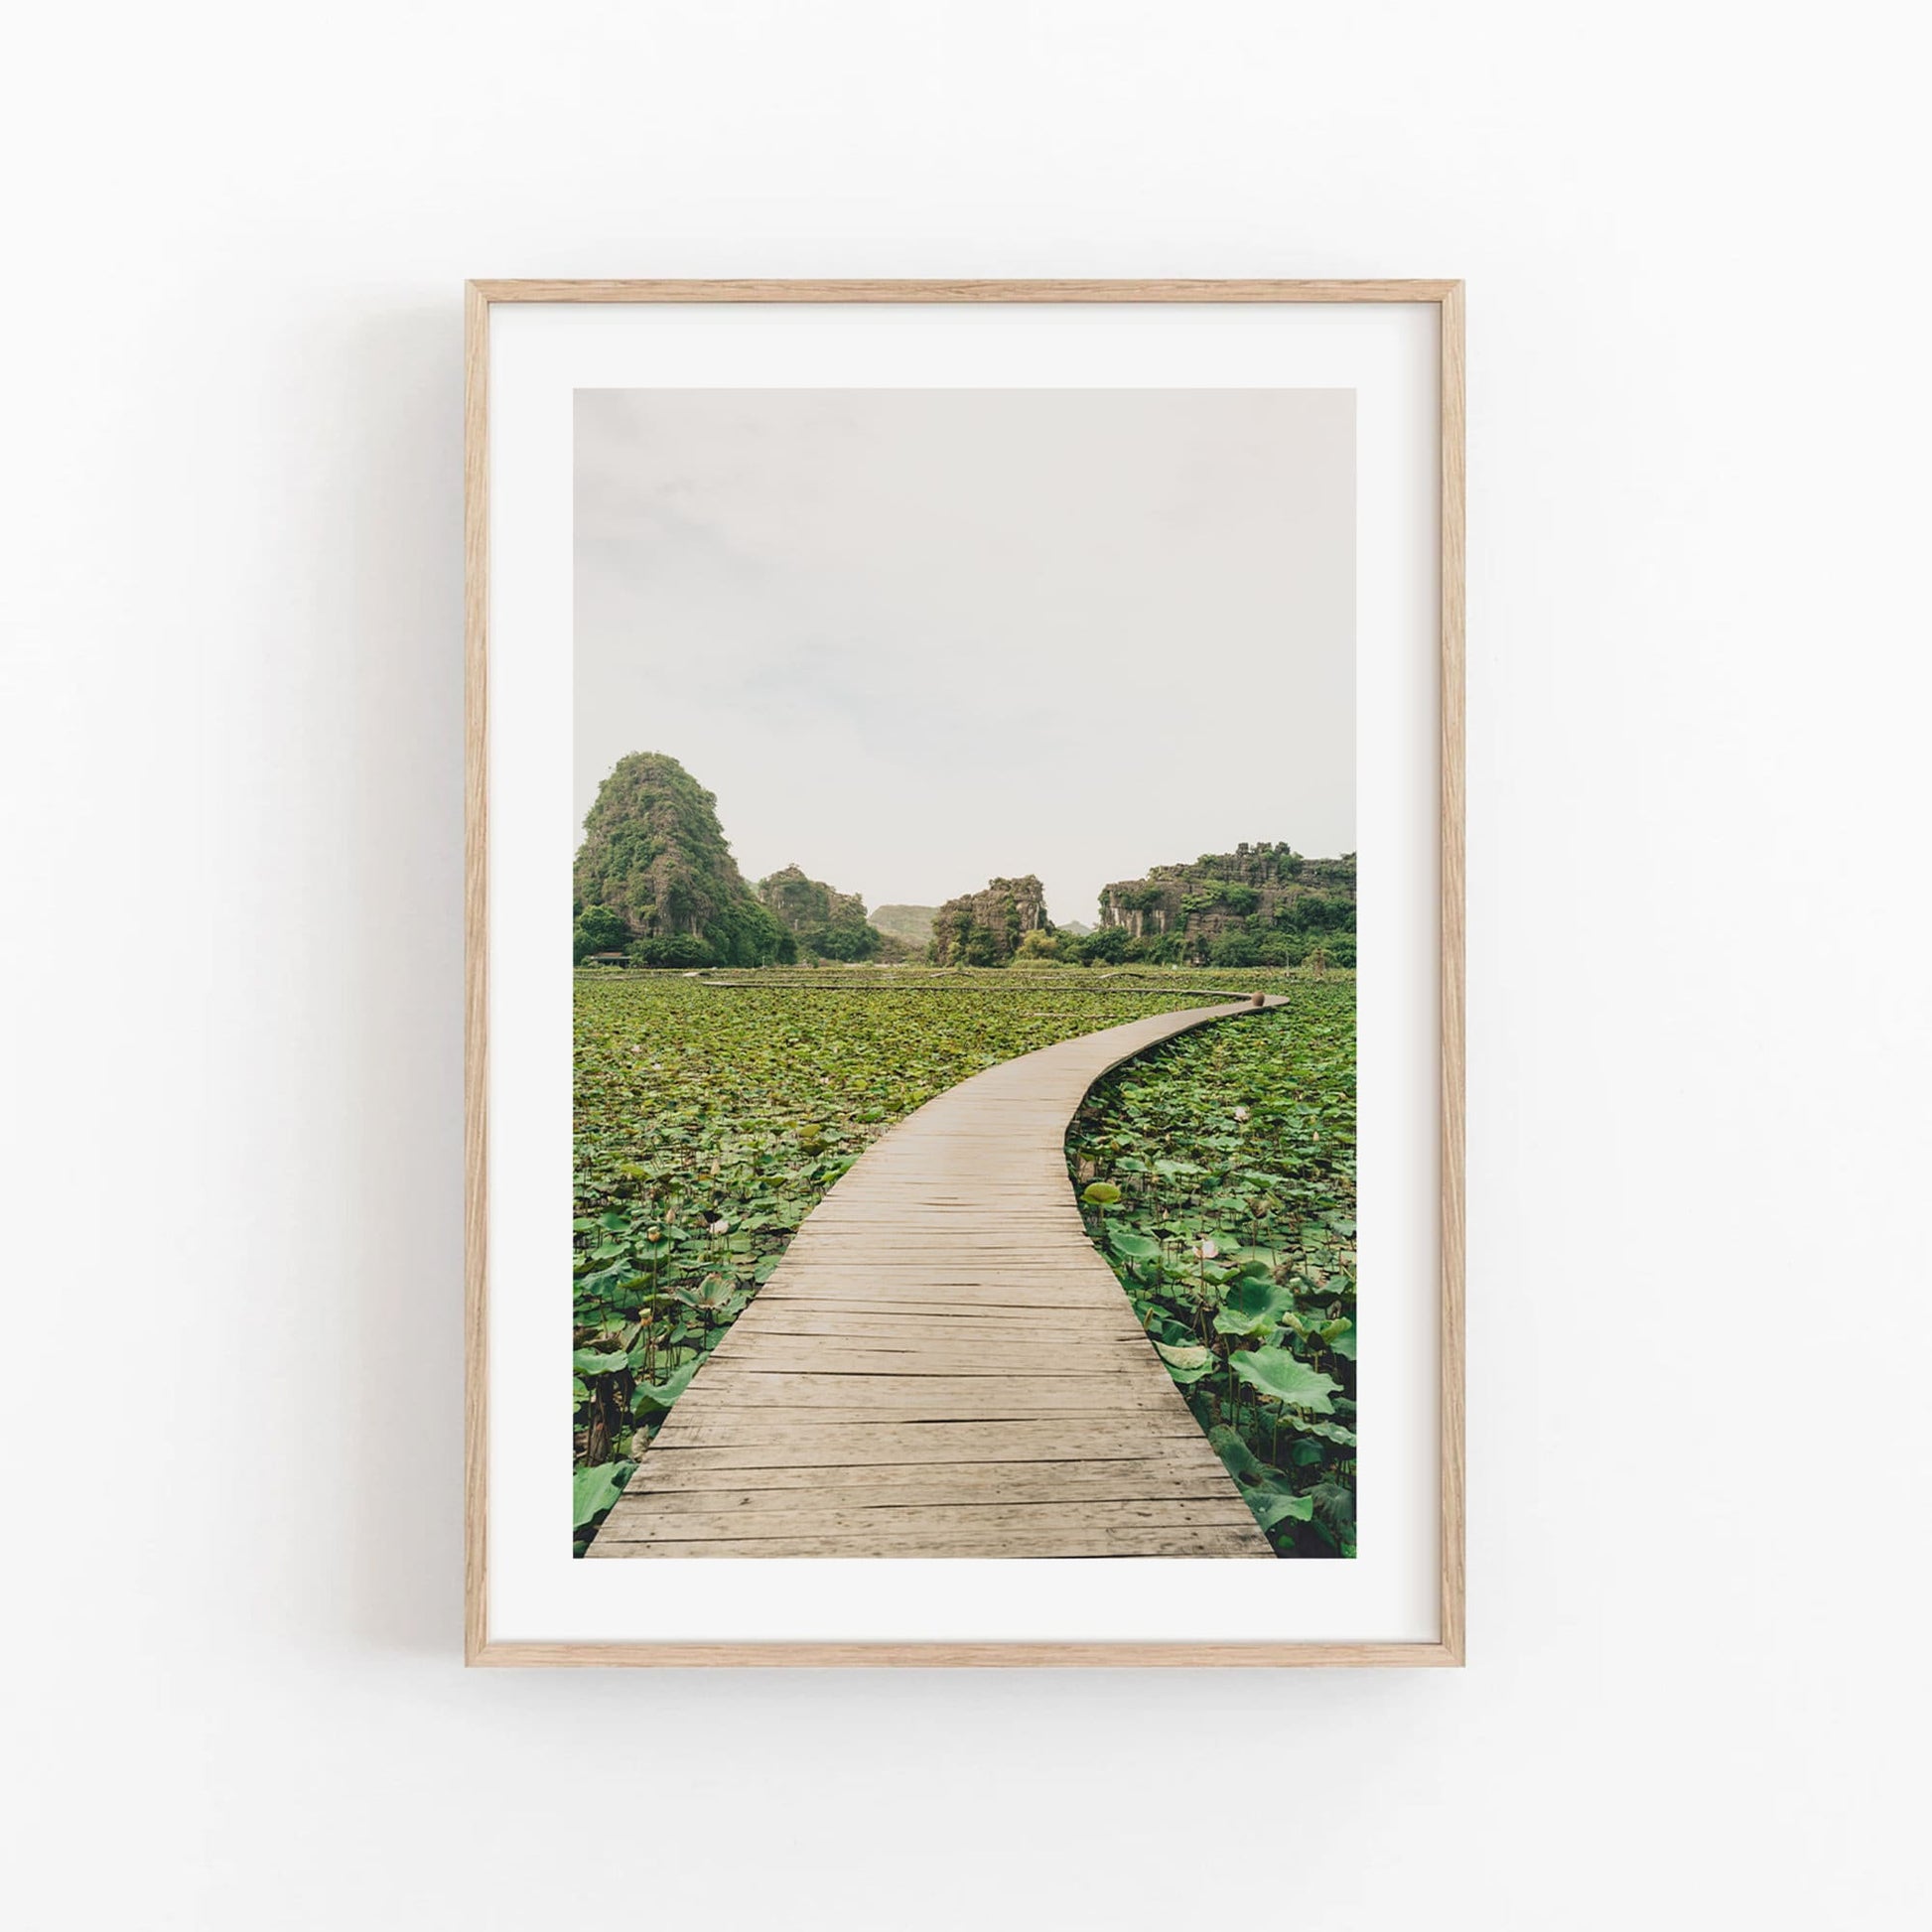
[575,388,1353,926]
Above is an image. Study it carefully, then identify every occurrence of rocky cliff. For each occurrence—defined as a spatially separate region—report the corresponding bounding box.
[1096,843,1355,965]
[572,753,792,966]
[928,876,1051,966]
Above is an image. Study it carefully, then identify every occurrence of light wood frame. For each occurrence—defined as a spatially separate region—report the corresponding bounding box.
[464,279,1465,1666]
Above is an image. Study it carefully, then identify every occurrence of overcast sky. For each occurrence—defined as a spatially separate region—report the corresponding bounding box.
[575,388,1353,926]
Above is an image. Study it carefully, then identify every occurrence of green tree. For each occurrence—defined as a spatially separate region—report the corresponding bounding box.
[1209,932,1263,967]
[628,933,716,968]
[757,864,882,962]
[573,903,629,963]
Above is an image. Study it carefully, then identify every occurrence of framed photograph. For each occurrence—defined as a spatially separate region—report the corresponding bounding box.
[465,279,1463,1665]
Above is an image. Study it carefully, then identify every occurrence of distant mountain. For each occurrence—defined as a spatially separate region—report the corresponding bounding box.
[929,877,1051,967]
[870,903,937,948]
[1059,920,1093,938]
[757,864,886,962]
[1094,842,1355,967]
[572,753,792,967]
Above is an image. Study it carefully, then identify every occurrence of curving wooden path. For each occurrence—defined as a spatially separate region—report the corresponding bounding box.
[588,999,1282,1558]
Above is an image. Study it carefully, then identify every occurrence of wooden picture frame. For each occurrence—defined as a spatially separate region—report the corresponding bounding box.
[465,279,1464,1666]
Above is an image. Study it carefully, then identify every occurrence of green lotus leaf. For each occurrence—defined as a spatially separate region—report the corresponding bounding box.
[1081,1180,1124,1207]
[1251,1487,1315,1530]
[1230,1347,1341,1413]
[1207,1424,1264,1486]
[1152,1339,1213,1384]
[630,1360,699,1414]
[572,1461,628,1533]
[571,1348,630,1376]
[1212,1274,1296,1338]
[1283,1414,1357,1446]
[1106,1226,1161,1262]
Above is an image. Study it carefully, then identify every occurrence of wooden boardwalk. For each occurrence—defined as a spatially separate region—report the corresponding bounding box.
[588,999,1280,1558]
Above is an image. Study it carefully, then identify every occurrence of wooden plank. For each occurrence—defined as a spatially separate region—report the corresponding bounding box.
[597,1494,1257,1538]
[586,1526,1272,1561]
[630,1456,1236,1495]
[709,1340,1161,1371]
[711,1314,1146,1341]
[682,1378,1180,1413]
[648,1419,1216,1462]
[650,1406,1179,1430]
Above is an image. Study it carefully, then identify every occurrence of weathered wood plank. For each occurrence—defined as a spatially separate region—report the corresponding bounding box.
[629,1455,1235,1494]
[595,1498,1260,1546]
[648,1419,1216,1461]
[587,1526,1271,1560]
[712,1314,1145,1341]
[709,1340,1161,1371]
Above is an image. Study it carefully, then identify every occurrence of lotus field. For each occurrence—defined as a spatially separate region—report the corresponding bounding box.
[573,968,1356,1554]
[1065,985,1357,1555]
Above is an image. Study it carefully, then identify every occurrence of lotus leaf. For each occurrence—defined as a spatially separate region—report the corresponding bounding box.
[572,1348,630,1376]
[572,1460,628,1534]
[1152,1339,1214,1385]
[1212,1274,1296,1338]
[1230,1347,1341,1413]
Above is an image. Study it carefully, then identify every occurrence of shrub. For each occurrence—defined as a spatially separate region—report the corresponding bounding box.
[573,904,630,963]
[798,920,881,962]
[1080,925,1133,964]
[1209,932,1263,967]
[627,933,717,968]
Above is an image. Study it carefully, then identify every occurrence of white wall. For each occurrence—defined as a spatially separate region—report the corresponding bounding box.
[5,5,1928,1927]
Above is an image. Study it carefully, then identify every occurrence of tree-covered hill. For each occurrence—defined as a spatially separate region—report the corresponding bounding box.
[1088,842,1356,967]
[929,877,1052,966]
[572,753,793,966]
[756,864,887,962]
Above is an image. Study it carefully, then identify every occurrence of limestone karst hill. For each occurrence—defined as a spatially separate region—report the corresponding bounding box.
[928,877,1052,966]
[572,753,791,966]
[1096,843,1356,967]
[756,863,888,962]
